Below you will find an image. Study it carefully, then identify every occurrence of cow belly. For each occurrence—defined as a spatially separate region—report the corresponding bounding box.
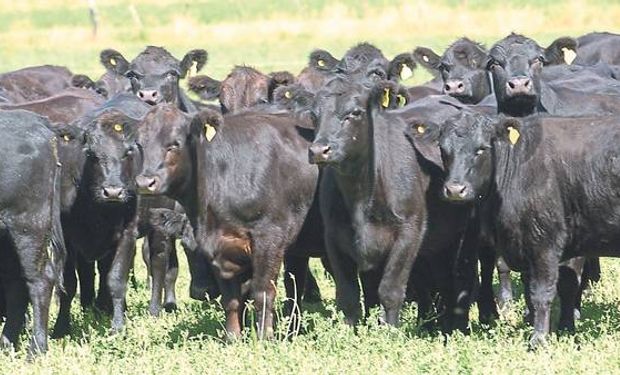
[353,224,396,271]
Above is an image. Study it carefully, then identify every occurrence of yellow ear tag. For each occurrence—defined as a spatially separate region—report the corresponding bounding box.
[381,88,390,108]
[400,65,413,80]
[507,126,520,145]
[562,48,576,65]
[416,124,426,134]
[110,58,117,66]
[317,59,326,67]
[397,94,407,107]
[284,91,292,99]
[204,123,217,142]
[422,55,430,63]
[63,134,71,142]
[113,124,123,132]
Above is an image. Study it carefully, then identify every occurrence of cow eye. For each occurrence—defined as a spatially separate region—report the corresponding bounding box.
[486,59,501,70]
[475,146,489,156]
[346,108,363,120]
[167,141,180,151]
[125,71,141,79]
[165,71,179,79]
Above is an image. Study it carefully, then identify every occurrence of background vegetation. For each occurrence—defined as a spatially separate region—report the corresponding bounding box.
[1,0,620,373]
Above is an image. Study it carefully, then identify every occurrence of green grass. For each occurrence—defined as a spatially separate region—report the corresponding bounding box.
[2,1,620,373]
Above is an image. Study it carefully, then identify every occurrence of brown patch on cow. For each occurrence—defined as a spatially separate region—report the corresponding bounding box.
[212,230,253,279]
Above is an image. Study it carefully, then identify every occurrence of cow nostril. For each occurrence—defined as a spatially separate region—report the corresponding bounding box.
[459,185,467,194]
[102,188,109,198]
[508,81,515,89]
[444,84,451,91]
[138,91,145,98]
[152,91,158,98]
[457,82,464,89]
[148,178,157,189]
[523,79,531,88]
[322,146,331,156]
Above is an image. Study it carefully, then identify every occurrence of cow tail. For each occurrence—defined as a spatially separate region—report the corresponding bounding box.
[50,147,67,292]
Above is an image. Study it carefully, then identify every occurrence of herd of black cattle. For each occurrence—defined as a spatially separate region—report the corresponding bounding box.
[0,30,619,355]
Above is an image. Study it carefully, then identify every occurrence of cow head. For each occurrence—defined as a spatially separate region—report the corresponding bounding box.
[437,112,501,202]
[101,46,208,106]
[414,38,490,104]
[309,78,408,166]
[47,123,87,210]
[80,110,141,203]
[135,104,211,197]
[488,33,576,116]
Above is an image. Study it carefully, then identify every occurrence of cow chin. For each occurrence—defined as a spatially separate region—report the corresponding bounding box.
[500,94,538,116]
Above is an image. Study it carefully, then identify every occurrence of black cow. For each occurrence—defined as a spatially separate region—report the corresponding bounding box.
[135,105,318,339]
[486,33,620,117]
[0,110,66,354]
[308,77,478,331]
[50,94,144,337]
[100,46,207,112]
[436,111,620,346]
[101,46,221,313]
[574,32,620,66]
[414,38,492,104]
[0,65,73,103]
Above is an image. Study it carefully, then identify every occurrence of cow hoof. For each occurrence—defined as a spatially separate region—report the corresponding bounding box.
[528,332,548,350]
[51,325,70,339]
[0,335,14,351]
[163,302,178,313]
[148,305,161,317]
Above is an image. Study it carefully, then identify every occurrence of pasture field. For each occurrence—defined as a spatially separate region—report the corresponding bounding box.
[2,0,620,373]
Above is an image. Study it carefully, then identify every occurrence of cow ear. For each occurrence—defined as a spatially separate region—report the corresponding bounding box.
[496,117,522,146]
[188,75,221,101]
[47,123,83,144]
[388,53,417,81]
[180,49,209,78]
[269,71,296,86]
[368,81,409,111]
[71,74,95,89]
[309,49,339,71]
[273,84,316,118]
[413,47,442,74]
[268,71,296,99]
[544,37,577,65]
[191,108,223,143]
[407,121,443,171]
[100,49,130,75]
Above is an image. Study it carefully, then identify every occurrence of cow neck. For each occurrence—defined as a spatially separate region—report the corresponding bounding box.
[490,123,542,216]
[172,139,199,222]
[335,109,399,220]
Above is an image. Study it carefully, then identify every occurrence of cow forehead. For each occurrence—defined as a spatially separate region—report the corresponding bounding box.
[130,46,180,74]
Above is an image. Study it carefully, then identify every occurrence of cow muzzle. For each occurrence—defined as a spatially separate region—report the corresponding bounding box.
[101,185,127,202]
[137,89,161,106]
[505,76,533,96]
[444,182,471,202]
[136,174,161,194]
[444,79,466,95]
[308,143,333,164]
